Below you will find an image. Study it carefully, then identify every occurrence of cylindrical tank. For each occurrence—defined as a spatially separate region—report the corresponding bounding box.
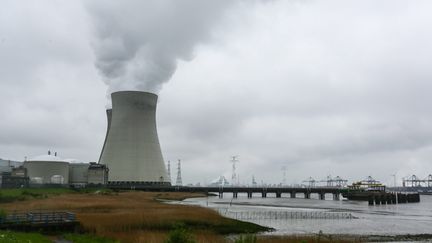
[24,155,69,184]
[99,91,170,184]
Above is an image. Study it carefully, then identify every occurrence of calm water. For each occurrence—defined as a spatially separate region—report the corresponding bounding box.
[177,194,432,235]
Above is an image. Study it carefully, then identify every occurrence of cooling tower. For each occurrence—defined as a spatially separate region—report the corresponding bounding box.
[98,91,170,184]
[98,109,112,163]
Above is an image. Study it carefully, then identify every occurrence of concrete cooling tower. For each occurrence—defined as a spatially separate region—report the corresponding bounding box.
[98,109,112,163]
[98,91,170,185]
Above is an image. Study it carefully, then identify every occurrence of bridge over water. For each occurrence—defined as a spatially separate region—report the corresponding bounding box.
[107,184,342,200]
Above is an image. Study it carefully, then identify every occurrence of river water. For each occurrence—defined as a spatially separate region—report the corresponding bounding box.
[177,194,432,235]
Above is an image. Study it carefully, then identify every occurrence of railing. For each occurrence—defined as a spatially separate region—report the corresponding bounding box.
[216,209,354,220]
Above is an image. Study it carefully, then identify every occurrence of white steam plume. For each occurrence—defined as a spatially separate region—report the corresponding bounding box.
[86,0,232,95]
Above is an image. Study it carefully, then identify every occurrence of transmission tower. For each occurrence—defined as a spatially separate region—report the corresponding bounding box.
[167,160,171,182]
[252,175,257,186]
[231,156,239,186]
[176,159,182,186]
[281,166,287,186]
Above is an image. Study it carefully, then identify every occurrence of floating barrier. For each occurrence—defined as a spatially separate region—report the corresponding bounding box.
[216,209,353,220]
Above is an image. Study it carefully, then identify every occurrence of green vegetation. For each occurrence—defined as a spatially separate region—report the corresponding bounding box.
[0,187,113,203]
[0,230,51,243]
[0,231,118,243]
[235,234,257,243]
[0,188,73,203]
[0,208,6,219]
[99,217,270,234]
[63,233,119,243]
[164,223,196,243]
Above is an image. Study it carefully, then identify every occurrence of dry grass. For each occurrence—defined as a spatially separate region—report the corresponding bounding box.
[101,230,226,243]
[0,191,264,243]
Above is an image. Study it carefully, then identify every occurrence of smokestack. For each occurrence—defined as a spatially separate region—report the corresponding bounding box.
[99,91,170,184]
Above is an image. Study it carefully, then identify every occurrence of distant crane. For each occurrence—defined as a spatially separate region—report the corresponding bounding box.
[403,174,432,187]
[362,176,380,185]
[303,177,316,188]
[319,175,348,188]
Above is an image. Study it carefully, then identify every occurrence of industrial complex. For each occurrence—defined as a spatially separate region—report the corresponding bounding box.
[1,91,166,188]
[0,90,430,202]
[0,153,108,188]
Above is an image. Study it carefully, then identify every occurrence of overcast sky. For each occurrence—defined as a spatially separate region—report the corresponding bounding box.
[1,0,432,186]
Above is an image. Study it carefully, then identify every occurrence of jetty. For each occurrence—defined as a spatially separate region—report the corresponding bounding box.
[0,211,78,231]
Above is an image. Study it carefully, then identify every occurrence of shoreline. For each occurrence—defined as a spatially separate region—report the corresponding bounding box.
[256,233,432,242]
[179,195,432,242]
[0,189,272,242]
[2,189,431,242]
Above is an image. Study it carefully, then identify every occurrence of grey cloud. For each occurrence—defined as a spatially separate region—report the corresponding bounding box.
[2,0,432,185]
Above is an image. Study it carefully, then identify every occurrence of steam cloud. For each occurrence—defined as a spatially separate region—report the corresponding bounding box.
[86,0,231,94]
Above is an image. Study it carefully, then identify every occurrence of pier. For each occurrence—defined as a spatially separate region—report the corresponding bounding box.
[366,192,420,205]
[0,211,78,231]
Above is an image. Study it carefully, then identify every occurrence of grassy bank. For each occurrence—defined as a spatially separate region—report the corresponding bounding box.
[0,187,115,203]
[0,188,74,203]
[0,190,270,242]
[0,230,118,243]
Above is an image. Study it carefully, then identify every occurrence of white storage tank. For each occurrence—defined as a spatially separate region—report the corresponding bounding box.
[24,154,69,184]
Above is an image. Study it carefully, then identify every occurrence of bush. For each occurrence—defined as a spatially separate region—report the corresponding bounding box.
[63,233,119,243]
[164,223,196,243]
[0,209,6,219]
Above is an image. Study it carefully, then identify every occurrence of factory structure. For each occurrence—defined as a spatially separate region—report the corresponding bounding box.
[1,91,170,188]
[0,152,108,188]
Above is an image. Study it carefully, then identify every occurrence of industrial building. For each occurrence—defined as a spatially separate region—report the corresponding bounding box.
[0,158,23,173]
[87,162,109,185]
[2,91,170,188]
[0,152,109,188]
[98,91,170,185]
[0,171,29,188]
[69,163,92,186]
